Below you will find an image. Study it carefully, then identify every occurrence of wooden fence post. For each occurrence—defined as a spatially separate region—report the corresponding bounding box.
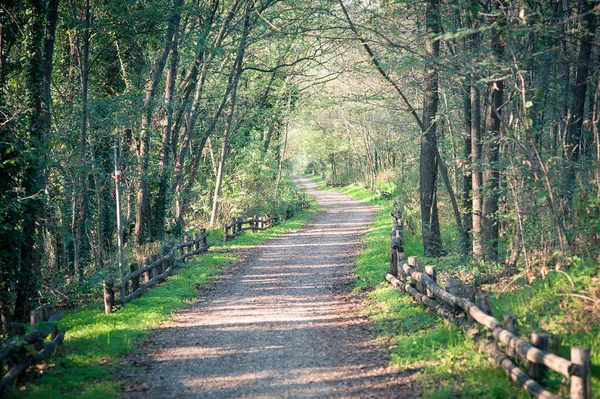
[446,278,459,296]
[184,235,191,254]
[476,293,492,316]
[416,260,425,294]
[143,256,152,282]
[390,250,398,277]
[462,284,475,302]
[503,314,519,358]
[408,256,418,289]
[223,224,228,242]
[193,232,199,250]
[156,252,164,275]
[425,265,436,298]
[30,309,44,350]
[570,346,591,399]
[529,332,550,380]
[103,280,114,314]
[30,309,43,329]
[202,229,207,247]
[130,263,140,293]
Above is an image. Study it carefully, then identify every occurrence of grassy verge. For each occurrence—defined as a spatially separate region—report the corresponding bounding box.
[309,175,599,399]
[8,200,320,399]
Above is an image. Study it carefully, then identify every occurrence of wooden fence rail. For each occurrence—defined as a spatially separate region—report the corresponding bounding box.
[103,230,211,313]
[385,210,592,399]
[103,198,311,313]
[0,307,66,393]
[223,198,310,243]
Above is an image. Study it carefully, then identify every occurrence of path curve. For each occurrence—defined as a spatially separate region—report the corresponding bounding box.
[121,177,417,398]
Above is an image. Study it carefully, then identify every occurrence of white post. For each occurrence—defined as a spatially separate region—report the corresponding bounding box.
[114,136,126,307]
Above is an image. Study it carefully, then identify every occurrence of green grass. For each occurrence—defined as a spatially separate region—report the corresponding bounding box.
[312,175,600,399]
[7,200,320,399]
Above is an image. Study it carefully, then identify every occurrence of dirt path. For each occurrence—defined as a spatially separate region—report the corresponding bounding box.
[120,177,418,398]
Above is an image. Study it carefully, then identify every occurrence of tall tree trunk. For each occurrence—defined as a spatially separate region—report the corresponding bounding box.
[134,0,182,246]
[420,0,443,257]
[481,0,505,263]
[153,30,180,240]
[209,10,250,228]
[75,0,91,281]
[462,83,472,256]
[565,0,597,203]
[13,0,48,321]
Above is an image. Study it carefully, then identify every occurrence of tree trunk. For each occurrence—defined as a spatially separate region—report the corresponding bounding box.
[565,0,597,203]
[209,10,250,228]
[462,83,472,256]
[13,0,48,321]
[420,0,443,257]
[481,0,505,263]
[134,0,182,246]
[75,0,91,281]
[153,29,180,240]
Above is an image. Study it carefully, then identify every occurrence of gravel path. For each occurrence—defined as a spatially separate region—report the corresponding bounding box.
[120,176,418,398]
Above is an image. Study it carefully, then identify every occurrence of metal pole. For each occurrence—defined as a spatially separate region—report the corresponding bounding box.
[114,136,126,307]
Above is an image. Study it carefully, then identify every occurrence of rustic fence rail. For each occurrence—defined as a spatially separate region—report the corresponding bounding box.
[385,210,592,399]
[103,197,311,313]
[0,307,66,393]
[223,198,310,243]
[103,230,210,313]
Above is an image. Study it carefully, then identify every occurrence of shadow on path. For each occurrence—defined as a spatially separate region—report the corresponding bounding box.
[120,176,418,398]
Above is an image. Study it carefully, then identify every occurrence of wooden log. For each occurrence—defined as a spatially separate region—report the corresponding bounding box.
[0,331,44,363]
[491,327,582,379]
[175,244,211,263]
[425,265,436,299]
[385,273,461,325]
[103,280,115,314]
[570,347,591,399]
[0,329,65,394]
[400,262,582,379]
[481,342,562,399]
[529,332,550,380]
[503,314,519,358]
[121,257,181,303]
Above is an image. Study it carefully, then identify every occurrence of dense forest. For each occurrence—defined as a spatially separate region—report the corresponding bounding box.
[1,0,599,343]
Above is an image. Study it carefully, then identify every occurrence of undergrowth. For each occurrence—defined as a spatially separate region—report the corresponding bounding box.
[7,196,319,399]
[310,174,600,399]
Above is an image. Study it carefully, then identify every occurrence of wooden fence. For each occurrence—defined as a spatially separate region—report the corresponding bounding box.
[385,210,592,399]
[103,230,210,314]
[0,307,66,393]
[223,198,310,243]
[103,198,311,313]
